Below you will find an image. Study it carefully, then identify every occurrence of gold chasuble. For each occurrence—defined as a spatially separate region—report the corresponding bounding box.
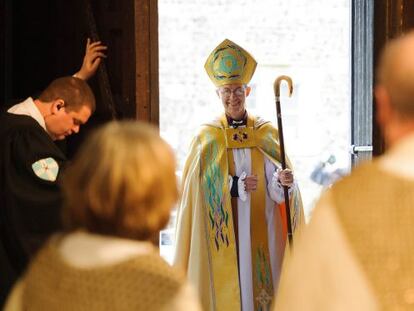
[173,114,304,311]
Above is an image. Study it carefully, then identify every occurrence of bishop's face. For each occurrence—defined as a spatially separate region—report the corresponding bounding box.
[217,83,251,120]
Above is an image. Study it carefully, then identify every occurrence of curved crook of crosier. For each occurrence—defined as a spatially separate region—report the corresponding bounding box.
[274,75,293,98]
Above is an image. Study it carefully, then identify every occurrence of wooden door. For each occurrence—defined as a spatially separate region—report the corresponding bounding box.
[2,0,159,157]
[373,0,414,155]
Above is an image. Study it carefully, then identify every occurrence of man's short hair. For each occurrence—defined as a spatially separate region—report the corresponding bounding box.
[62,121,178,241]
[376,31,414,116]
[38,76,96,113]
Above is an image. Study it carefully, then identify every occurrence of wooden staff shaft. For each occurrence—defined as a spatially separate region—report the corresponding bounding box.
[274,76,294,249]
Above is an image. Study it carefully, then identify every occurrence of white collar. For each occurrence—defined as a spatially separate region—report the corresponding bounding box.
[58,231,156,268]
[378,132,414,179]
[7,97,47,132]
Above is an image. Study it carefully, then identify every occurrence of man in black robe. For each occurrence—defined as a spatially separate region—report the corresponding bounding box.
[0,39,105,306]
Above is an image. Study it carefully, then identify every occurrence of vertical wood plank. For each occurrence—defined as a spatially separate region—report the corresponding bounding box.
[134,0,159,125]
[149,0,159,126]
[373,0,414,155]
[135,0,150,122]
[402,0,414,30]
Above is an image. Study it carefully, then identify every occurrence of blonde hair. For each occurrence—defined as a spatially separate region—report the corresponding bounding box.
[62,121,178,241]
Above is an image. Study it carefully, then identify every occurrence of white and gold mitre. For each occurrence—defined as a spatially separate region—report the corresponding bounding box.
[204,39,257,87]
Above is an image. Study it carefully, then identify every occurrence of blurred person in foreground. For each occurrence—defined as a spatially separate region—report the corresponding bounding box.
[275,31,414,310]
[173,39,304,311]
[5,121,201,311]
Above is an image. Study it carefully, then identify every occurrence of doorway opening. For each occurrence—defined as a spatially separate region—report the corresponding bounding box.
[159,0,351,263]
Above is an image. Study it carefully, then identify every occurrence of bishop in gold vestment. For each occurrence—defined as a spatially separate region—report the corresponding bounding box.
[173,39,304,311]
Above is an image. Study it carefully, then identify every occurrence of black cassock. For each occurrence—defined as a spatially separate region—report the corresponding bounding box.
[0,113,66,305]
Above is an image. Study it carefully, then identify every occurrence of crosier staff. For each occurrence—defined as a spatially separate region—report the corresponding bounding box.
[274,75,294,249]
